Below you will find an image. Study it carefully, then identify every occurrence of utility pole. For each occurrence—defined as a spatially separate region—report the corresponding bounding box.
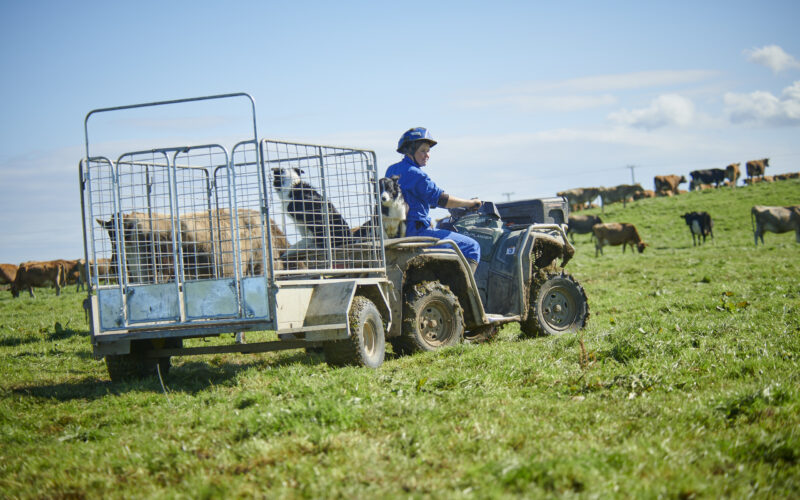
[626,165,637,184]
[502,192,514,202]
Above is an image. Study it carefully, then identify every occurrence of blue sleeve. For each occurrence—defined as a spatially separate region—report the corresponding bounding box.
[406,168,444,209]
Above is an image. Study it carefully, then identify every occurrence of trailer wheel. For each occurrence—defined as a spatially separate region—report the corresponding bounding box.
[105,338,180,382]
[393,281,464,354]
[520,272,589,337]
[324,296,385,368]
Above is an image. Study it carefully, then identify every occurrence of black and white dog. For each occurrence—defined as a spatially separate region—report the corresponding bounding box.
[378,175,407,239]
[272,167,351,247]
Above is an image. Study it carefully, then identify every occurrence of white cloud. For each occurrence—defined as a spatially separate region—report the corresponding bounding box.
[744,45,800,73]
[724,81,800,125]
[607,94,696,130]
[453,70,717,112]
[457,94,617,112]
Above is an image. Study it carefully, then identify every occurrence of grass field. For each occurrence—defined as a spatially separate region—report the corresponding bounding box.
[1,179,799,498]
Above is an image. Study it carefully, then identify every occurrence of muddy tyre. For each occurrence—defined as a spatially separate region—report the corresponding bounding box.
[520,272,589,337]
[105,338,180,382]
[393,281,464,354]
[324,296,385,368]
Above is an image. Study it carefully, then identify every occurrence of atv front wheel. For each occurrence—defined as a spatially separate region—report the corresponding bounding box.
[520,272,589,337]
[393,281,464,354]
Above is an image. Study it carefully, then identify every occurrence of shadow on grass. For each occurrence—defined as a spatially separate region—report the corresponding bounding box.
[10,349,332,400]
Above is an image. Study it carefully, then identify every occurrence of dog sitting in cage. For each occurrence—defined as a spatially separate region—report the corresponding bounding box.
[348,175,408,241]
[272,167,352,249]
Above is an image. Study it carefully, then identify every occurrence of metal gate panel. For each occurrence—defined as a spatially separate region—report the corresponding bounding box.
[184,279,239,319]
[126,283,181,323]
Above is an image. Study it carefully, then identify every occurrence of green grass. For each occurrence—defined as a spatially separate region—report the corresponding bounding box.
[1,179,799,498]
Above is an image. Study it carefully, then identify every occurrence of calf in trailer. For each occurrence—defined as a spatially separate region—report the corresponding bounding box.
[680,211,714,246]
[272,167,352,248]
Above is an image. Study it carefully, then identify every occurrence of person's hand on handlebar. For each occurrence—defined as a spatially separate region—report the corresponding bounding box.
[445,195,482,211]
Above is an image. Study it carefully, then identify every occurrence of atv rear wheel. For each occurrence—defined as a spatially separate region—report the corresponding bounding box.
[520,272,589,337]
[393,281,464,354]
[324,296,385,368]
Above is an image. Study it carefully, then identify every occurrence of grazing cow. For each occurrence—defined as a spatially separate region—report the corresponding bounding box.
[654,175,687,196]
[11,261,64,298]
[0,263,18,285]
[592,222,647,257]
[725,163,741,187]
[680,212,714,246]
[567,214,603,242]
[689,169,726,190]
[599,184,644,212]
[751,205,800,246]
[556,187,601,211]
[746,158,769,181]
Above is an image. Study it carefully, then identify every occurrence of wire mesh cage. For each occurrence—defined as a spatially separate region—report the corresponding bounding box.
[263,140,385,276]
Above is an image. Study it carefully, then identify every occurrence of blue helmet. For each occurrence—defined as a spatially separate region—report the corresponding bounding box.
[396,127,437,153]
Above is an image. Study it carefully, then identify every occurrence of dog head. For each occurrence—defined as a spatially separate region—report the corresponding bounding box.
[378,175,403,206]
[272,167,304,193]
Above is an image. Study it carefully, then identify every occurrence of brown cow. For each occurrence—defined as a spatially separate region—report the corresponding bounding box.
[53,259,85,291]
[97,209,288,284]
[634,189,656,200]
[751,205,800,246]
[654,175,687,196]
[556,187,601,211]
[11,261,65,298]
[0,263,18,285]
[599,184,644,212]
[774,172,800,181]
[592,222,647,257]
[567,214,603,242]
[725,163,741,187]
[746,158,769,181]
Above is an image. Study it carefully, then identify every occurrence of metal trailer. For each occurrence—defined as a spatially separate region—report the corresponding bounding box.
[80,93,392,379]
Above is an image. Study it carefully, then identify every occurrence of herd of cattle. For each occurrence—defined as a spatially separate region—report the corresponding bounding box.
[558,159,799,213]
[0,258,109,298]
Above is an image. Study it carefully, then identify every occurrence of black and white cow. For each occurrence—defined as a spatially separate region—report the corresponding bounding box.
[680,211,714,246]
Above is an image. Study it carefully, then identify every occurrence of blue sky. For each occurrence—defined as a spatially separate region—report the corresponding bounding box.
[1,0,799,264]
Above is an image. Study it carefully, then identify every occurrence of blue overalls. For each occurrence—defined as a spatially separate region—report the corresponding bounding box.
[385,156,481,263]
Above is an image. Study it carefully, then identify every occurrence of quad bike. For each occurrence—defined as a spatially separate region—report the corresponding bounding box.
[382,198,589,353]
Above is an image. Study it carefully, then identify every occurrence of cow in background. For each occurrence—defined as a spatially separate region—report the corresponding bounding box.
[689,169,726,190]
[775,172,800,181]
[599,184,644,212]
[725,163,741,187]
[592,222,647,256]
[746,158,769,181]
[557,187,601,211]
[53,259,85,291]
[751,205,800,246]
[680,212,714,246]
[567,214,603,242]
[10,261,65,298]
[654,175,687,196]
[633,189,656,200]
[0,263,18,286]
